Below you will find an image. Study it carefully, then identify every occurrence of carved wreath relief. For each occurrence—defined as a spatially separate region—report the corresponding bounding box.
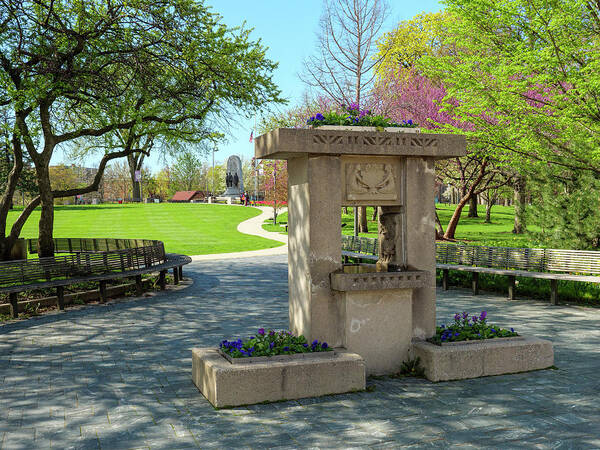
[346,163,397,201]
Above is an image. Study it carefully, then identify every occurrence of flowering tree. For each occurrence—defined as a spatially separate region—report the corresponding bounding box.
[374,12,515,240]
[256,159,288,225]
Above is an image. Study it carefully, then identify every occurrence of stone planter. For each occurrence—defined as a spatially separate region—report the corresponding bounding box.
[411,336,554,382]
[218,349,336,364]
[192,348,365,408]
[317,125,421,133]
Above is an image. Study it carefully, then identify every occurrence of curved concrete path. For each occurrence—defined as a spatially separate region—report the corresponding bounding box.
[191,206,288,261]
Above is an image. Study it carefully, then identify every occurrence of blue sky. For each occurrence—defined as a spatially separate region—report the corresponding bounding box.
[58,0,442,171]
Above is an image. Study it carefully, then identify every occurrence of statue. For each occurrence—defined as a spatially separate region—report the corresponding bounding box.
[223,155,244,197]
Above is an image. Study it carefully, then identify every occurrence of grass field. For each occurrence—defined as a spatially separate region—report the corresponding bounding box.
[7,203,283,255]
[263,204,540,248]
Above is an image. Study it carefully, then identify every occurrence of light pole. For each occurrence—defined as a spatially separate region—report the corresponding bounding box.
[212,144,217,195]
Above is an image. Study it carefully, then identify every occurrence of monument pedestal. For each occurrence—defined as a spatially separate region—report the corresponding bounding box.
[331,267,429,375]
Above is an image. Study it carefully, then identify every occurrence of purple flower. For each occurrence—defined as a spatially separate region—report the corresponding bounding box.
[349,103,359,111]
[269,330,275,336]
[491,329,496,333]
[258,328,265,336]
[472,316,478,323]
[510,328,515,332]
[480,311,487,321]
[462,311,468,320]
[283,346,290,352]
[315,113,325,121]
[269,342,274,349]
[407,119,413,125]
[454,313,461,321]
[321,342,328,349]
[312,340,319,346]
[303,343,308,348]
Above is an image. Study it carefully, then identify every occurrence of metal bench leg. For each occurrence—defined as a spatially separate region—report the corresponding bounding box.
[159,270,166,290]
[178,266,183,280]
[9,293,18,318]
[442,269,449,291]
[173,267,179,285]
[508,276,516,300]
[56,286,65,311]
[472,272,479,295]
[135,275,143,296]
[550,279,558,305]
[99,280,108,303]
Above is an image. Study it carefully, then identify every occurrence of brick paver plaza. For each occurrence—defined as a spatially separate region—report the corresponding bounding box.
[1,254,599,448]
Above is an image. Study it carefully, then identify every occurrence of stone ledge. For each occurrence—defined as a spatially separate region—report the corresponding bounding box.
[331,270,429,291]
[411,336,554,382]
[255,128,466,160]
[192,347,366,408]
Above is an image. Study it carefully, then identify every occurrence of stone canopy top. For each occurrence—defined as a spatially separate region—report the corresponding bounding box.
[255,127,466,160]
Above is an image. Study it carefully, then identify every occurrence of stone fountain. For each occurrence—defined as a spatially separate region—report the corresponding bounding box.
[255,127,466,375]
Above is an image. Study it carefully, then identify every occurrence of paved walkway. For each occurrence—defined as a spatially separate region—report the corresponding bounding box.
[1,255,600,448]
[191,206,287,261]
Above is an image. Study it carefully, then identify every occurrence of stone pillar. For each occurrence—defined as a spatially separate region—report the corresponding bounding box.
[405,157,436,339]
[288,155,343,347]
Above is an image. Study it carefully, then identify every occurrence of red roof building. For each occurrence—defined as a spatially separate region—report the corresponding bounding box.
[170,191,207,202]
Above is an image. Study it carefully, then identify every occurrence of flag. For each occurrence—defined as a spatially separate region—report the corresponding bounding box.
[249,130,254,143]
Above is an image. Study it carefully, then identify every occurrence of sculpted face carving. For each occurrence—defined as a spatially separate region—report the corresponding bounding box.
[346,163,397,202]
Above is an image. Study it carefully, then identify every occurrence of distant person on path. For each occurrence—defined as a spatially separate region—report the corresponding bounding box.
[244,191,249,206]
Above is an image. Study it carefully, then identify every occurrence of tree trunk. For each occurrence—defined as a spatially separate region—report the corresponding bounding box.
[512,176,527,234]
[37,166,55,257]
[371,206,378,221]
[128,153,144,202]
[443,196,470,240]
[343,207,349,214]
[358,206,368,233]
[485,197,495,223]
[435,210,445,239]
[467,195,478,218]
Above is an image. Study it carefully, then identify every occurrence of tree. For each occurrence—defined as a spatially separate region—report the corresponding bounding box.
[301,0,389,233]
[531,170,600,250]
[170,151,203,192]
[258,160,288,225]
[48,165,81,205]
[0,0,282,259]
[374,13,519,240]
[103,161,132,201]
[419,0,600,175]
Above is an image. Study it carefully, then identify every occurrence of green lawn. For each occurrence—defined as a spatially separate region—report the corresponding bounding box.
[7,203,283,255]
[263,204,539,248]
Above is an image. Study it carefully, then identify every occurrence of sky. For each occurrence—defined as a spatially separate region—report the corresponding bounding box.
[56,0,442,172]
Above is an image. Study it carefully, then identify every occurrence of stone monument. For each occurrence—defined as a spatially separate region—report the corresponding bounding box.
[255,127,466,375]
[222,155,244,197]
[192,125,553,407]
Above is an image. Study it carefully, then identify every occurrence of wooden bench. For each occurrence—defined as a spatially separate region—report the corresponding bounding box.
[1,238,192,318]
[341,236,600,304]
[341,235,378,263]
[437,243,600,304]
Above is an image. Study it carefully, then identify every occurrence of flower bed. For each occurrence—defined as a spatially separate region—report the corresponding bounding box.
[428,311,518,345]
[219,328,331,358]
[306,104,416,128]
